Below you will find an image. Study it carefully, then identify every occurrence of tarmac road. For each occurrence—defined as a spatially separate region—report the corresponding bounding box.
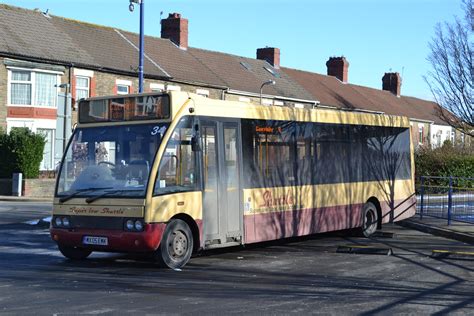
[0,201,52,225]
[0,201,473,315]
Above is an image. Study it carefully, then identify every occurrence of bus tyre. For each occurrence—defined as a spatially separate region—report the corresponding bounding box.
[58,245,92,260]
[361,202,379,238]
[156,219,193,269]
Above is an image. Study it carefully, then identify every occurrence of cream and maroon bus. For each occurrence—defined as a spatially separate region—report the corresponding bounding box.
[51,91,416,269]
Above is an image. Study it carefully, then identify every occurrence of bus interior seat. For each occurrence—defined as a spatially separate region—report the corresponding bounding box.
[127,160,150,184]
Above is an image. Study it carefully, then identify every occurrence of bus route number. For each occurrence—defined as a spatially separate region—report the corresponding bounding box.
[151,126,167,137]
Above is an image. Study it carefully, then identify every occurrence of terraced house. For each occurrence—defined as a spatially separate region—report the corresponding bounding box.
[0,4,470,172]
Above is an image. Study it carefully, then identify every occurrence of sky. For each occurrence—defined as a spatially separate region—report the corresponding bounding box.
[1,0,465,101]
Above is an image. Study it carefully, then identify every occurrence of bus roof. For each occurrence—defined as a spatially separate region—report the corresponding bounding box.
[177,91,411,128]
[77,91,411,128]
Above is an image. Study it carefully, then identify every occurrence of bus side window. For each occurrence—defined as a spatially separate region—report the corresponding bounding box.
[154,117,197,195]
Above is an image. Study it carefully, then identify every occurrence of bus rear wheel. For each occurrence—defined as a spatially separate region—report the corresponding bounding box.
[156,219,193,269]
[58,244,92,260]
[361,202,379,238]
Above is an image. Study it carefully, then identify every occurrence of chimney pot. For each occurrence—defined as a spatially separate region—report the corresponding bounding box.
[326,57,349,83]
[382,72,402,96]
[256,47,280,69]
[161,12,188,50]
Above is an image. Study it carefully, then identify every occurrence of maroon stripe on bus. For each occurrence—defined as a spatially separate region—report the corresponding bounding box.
[244,197,416,244]
[244,204,363,243]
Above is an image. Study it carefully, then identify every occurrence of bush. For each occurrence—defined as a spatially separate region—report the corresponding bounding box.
[0,128,46,179]
[415,142,474,188]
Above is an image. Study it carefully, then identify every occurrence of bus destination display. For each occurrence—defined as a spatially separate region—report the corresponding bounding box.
[79,94,170,123]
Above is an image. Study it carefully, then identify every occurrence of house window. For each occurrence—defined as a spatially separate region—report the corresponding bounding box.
[450,131,455,142]
[418,126,424,144]
[166,85,181,92]
[76,76,90,100]
[38,128,55,170]
[9,70,58,107]
[117,84,130,95]
[273,100,284,106]
[150,83,165,92]
[196,89,209,97]
[238,97,250,103]
[461,133,465,143]
[35,73,57,106]
[11,71,32,105]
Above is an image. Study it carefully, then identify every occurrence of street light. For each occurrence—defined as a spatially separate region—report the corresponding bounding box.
[260,80,276,105]
[129,0,144,93]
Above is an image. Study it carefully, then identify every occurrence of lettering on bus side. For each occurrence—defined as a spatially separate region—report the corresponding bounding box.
[69,206,125,216]
[259,190,295,208]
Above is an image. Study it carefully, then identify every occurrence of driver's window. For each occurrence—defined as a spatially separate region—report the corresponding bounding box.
[154,117,197,194]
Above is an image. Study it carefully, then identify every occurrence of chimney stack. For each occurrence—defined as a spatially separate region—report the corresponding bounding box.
[161,13,188,50]
[326,57,349,83]
[382,72,402,96]
[256,47,280,69]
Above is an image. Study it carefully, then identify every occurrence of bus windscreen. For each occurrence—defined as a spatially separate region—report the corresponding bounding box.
[79,94,170,123]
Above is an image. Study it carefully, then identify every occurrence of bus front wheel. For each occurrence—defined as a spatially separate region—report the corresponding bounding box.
[58,244,92,260]
[156,219,193,269]
[361,202,379,238]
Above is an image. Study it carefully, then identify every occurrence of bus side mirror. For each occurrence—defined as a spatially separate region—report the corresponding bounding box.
[191,136,201,152]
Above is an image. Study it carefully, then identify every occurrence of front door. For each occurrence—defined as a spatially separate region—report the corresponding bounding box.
[201,120,242,247]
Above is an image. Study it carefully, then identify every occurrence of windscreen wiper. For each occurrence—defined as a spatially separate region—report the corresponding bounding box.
[85,188,145,204]
[59,187,113,203]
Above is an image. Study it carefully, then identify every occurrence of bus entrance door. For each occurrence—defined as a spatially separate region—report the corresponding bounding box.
[201,120,242,248]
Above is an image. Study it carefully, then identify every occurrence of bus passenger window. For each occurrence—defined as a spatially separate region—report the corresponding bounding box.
[154,117,197,194]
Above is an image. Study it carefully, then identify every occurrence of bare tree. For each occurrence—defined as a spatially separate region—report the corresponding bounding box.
[425,0,473,136]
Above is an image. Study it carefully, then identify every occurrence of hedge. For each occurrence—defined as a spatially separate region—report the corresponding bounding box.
[0,128,46,179]
[415,142,474,188]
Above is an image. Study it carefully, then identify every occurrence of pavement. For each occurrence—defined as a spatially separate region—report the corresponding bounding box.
[1,195,473,246]
[397,216,474,245]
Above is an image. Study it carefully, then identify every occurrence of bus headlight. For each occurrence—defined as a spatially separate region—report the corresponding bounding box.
[55,217,63,227]
[134,220,143,231]
[124,218,144,231]
[126,219,135,231]
[62,217,70,227]
[53,216,71,228]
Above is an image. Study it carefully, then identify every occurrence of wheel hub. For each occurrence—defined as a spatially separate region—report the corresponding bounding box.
[170,230,187,258]
[365,209,376,232]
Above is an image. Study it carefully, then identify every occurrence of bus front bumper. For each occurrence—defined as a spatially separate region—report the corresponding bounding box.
[50,223,166,253]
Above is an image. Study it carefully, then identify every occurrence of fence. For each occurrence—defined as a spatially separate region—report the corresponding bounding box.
[417,176,474,225]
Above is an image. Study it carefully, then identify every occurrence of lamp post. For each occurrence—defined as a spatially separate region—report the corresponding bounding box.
[260,80,276,104]
[129,0,145,93]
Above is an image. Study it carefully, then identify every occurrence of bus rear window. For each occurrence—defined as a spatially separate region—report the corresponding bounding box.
[79,94,170,123]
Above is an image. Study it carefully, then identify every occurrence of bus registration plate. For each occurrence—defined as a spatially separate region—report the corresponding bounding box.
[83,236,108,246]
